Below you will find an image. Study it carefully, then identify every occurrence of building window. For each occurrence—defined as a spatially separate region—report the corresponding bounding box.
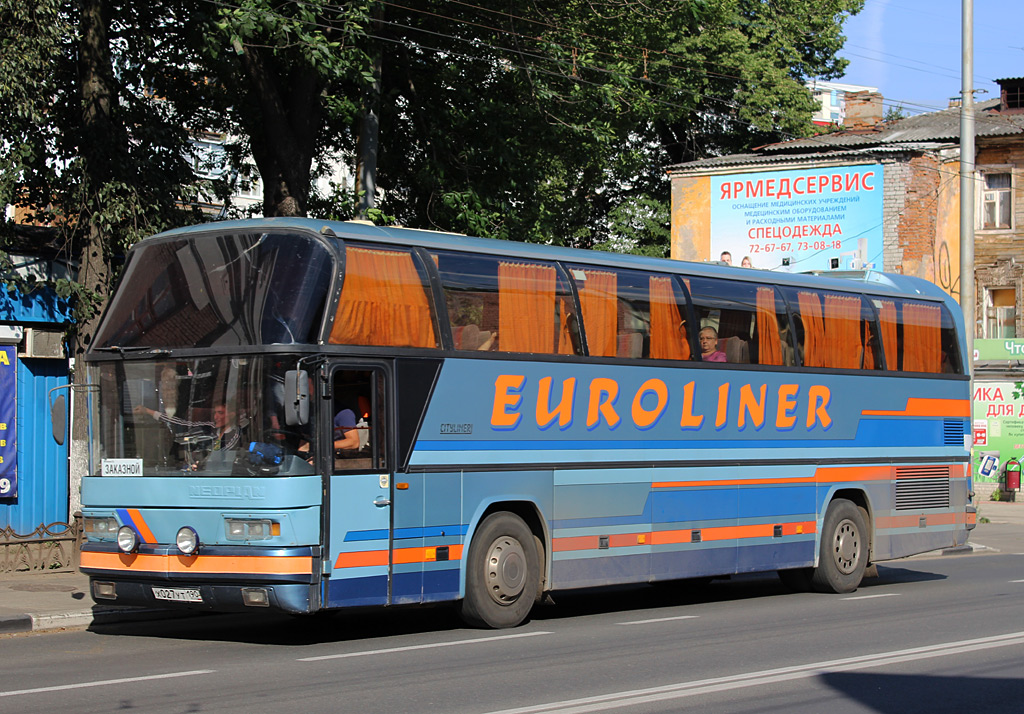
[189,140,226,180]
[985,288,1017,338]
[980,172,1012,229]
[236,174,262,200]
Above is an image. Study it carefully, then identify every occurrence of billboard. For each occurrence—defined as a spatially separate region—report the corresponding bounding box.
[0,346,16,498]
[710,164,884,272]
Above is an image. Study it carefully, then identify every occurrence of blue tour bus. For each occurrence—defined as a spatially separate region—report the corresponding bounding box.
[77,218,975,628]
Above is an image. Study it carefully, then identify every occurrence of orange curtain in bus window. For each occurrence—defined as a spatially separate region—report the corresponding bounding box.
[902,302,942,373]
[649,276,689,360]
[876,300,898,370]
[796,292,826,368]
[755,287,783,365]
[576,270,618,357]
[498,262,557,353]
[329,247,437,347]
[824,294,863,369]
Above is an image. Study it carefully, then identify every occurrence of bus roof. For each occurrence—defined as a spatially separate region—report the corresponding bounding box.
[149,217,955,305]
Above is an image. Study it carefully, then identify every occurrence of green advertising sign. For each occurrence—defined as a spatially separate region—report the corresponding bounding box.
[972,380,1024,482]
[974,338,1024,362]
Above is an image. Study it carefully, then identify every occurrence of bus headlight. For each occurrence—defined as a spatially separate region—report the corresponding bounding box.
[225,518,279,541]
[84,517,119,538]
[116,526,139,554]
[176,526,200,555]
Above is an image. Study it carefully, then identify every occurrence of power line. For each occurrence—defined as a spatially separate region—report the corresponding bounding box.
[196,0,1014,188]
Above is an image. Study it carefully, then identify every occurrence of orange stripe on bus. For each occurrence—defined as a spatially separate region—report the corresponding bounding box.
[333,545,464,570]
[553,520,817,552]
[79,551,312,575]
[861,398,970,418]
[127,509,157,544]
[876,513,958,529]
[812,465,893,482]
[655,465,901,490]
[653,477,815,489]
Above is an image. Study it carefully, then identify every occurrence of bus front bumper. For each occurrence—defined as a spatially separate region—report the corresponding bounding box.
[80,543,320,614]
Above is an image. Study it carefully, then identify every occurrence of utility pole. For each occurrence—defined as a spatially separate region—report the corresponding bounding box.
[960,0,975,372]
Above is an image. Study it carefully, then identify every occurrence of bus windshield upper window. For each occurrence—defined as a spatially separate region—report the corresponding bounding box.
[95,232,333,348]
[434,252,581,356]
[328,244,439,348]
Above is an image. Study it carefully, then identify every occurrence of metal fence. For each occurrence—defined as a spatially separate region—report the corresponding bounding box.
[0,518,78,574]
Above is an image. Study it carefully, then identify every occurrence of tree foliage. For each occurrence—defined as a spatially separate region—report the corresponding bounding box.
[1,0,864,292]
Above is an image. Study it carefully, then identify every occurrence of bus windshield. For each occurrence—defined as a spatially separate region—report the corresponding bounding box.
[94,231,334,349]
[89,355,316,478]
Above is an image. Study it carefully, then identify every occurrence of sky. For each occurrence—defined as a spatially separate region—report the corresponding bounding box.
[838,0,1023,115]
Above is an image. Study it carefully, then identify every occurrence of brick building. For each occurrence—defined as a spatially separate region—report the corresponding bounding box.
[667,81,1024,328]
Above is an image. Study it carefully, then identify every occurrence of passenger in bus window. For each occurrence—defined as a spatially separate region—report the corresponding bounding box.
[333,408,360,452]
[699,326,727,362]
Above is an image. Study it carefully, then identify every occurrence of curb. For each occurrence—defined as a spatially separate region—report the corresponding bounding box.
[0,607,192,635]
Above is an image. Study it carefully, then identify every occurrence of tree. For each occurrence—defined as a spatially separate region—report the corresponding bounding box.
[364,0,863,251]
[188,1,374,217]
[1,0,200,510]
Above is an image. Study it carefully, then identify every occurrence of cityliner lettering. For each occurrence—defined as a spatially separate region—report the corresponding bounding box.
[490,375,832,433]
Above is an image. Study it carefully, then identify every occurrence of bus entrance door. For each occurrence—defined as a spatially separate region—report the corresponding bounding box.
[324,366,392,608]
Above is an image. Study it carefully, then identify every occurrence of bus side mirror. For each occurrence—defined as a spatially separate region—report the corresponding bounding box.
[51,393,67,446]
[284,370,309,426]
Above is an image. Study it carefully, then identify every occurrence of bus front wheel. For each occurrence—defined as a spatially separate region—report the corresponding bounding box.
[811,499,868,594]
[460,512,539,628]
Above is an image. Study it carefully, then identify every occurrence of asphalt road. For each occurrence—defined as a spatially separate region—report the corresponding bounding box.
[2,550,1023,714]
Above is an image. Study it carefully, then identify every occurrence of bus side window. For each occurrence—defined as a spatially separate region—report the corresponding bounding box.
[434,252,580,356]
[329,244,439,349]
[878,298,951,374]
[688,278,794,367]
[786,288,877,370]
[331,370,384,472]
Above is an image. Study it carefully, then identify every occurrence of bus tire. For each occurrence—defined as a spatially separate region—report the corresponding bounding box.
[811,498,868,594]
[460,512,539,629]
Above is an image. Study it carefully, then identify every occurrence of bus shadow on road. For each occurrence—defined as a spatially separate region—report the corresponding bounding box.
[87,564,947,644]
[821,671,1019,713]
[88,603,468,646]
[865,564,948,586]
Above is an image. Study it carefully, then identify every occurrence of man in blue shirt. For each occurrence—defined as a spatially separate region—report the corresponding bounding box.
[333,408,360,452]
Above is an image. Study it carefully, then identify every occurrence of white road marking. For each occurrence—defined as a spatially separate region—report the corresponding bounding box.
[479,631,1024,714]
[297,630,552,662]
[1010,579,1024,583]
[841,593,899,601]
[0,670,216,698]
[617,615,700,625]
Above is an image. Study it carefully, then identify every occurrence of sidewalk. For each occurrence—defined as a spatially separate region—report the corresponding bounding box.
[0,569,174,635]
[3,500,1023,635]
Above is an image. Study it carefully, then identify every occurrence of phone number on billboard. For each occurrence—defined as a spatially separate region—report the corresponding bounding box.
[748,240,843,254]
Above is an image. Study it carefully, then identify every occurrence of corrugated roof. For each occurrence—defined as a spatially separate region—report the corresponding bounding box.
[668,97,1024,172]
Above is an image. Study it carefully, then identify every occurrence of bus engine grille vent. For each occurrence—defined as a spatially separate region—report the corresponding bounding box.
[895,468,950,510]
[943,419,966,446]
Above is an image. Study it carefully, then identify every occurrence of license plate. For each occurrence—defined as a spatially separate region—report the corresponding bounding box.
[152,587,203,603]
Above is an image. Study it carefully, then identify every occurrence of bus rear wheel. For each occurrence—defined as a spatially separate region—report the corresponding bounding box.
[460,512,540,629]
[811,499,868,594]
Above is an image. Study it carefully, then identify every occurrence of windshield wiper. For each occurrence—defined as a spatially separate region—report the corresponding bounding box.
[95,346,172,356]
